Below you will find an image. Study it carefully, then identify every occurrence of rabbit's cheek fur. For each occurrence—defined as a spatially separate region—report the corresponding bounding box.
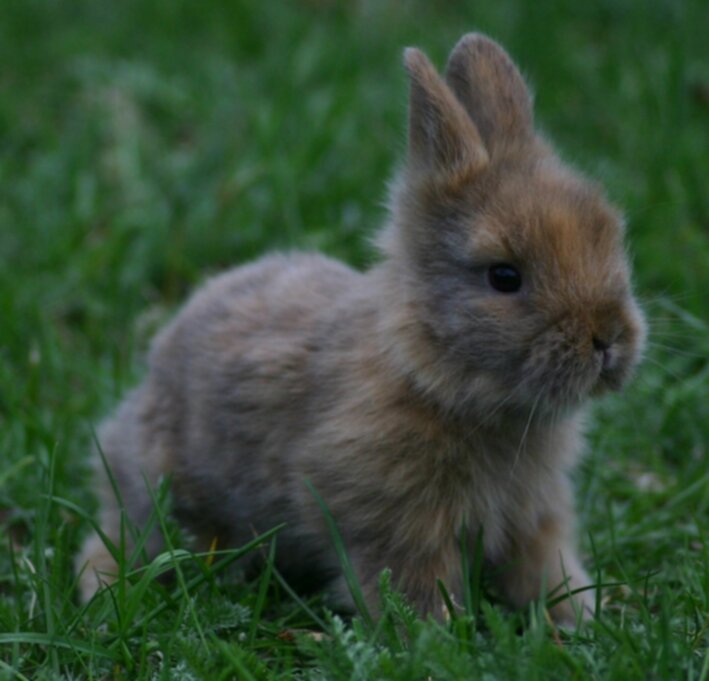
[520,330,598,411]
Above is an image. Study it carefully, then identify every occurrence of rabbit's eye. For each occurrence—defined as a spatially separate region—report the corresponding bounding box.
[488,264,521,293]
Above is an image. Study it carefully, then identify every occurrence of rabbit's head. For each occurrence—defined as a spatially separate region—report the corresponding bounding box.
[380,34,646,418]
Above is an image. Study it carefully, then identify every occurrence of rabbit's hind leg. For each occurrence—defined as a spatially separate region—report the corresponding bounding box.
[76,389,171,601]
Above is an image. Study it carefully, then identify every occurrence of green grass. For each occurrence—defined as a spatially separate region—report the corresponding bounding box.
[1,0,707,678]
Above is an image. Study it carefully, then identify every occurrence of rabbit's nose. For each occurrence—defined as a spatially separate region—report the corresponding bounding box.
[592,336,612,371]
[592,335,608,352]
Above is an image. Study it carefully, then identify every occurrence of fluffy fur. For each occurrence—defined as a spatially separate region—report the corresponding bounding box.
[77,33,646,624]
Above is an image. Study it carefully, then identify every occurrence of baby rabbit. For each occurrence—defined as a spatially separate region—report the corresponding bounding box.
[77,33,646,624]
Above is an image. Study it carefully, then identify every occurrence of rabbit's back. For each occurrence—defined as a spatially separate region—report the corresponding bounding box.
[109,253,361,550]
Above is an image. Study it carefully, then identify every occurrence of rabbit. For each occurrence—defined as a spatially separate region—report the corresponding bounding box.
[76,33,646,625]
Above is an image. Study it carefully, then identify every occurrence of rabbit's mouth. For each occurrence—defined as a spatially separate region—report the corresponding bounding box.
[591,318,646,396]
[513,340,636,416]
[544,346,638,408]
[521,304,646,408]
[591,347,637,395]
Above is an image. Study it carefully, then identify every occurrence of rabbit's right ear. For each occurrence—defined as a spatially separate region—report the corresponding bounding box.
[445,34,534,153]
[404,47,489,181]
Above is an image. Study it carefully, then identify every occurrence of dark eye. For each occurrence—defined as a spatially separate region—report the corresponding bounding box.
[488,264,522,293]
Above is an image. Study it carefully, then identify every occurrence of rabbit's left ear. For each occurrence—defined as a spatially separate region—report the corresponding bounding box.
[404,47,489,180]
[445,33,534,153]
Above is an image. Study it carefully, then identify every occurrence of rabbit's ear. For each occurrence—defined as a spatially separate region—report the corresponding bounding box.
[445,33,533,153]
[404,47,489,179]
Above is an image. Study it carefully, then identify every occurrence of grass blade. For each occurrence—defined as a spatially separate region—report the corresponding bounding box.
[304,479,373,628]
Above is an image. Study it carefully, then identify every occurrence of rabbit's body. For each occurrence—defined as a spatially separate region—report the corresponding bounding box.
[78,34,646,624]
[80,253,587,617]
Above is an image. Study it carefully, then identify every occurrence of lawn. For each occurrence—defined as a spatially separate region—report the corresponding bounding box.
[0,0,707,679]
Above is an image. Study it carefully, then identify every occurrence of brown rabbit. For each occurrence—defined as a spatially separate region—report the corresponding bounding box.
[77,33,646,624]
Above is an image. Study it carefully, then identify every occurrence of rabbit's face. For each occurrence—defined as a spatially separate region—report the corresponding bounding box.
[404,156,646,416]
[390,35,646,418]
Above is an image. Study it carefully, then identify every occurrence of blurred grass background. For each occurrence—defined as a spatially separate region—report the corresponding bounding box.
[0,0,707,678]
